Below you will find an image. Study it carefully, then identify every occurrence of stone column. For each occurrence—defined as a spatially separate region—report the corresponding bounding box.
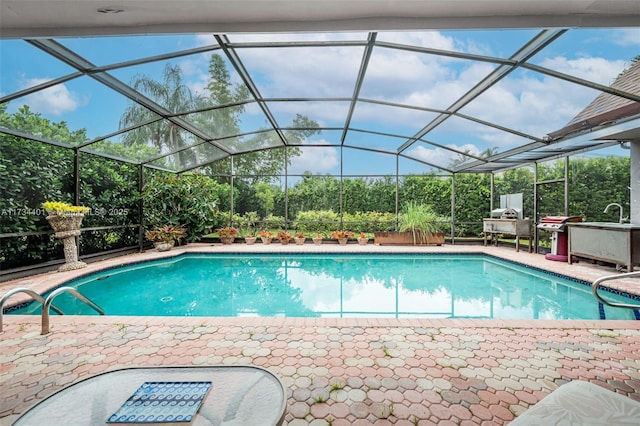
[55,229,86,271]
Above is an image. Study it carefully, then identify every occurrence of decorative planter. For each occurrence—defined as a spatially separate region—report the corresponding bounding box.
[46,214,84,233]
[154,240,175,252]
[294,237,306,245]
[261,237,272,245]
[220,235,235,245]
[245,236,257,245]
[337,238,348,246]
[280,239,290,245]
[46,213,87,271]
[374,231,445,246]
[357,238,369,246]
[312,238,323,246]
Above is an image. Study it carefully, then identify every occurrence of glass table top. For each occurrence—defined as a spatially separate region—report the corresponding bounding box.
[13,366,286,426]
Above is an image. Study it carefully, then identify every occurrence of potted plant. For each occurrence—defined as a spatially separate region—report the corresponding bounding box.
[312,233,324,245]
[357,232,369,245]
[244,232,257,245]
[42,201,91,215]
[218,226,238,244]
[42,201,91,271]
[331,230,354,246]
[294,232,306,245]
[239,211,259,245]
[259,230,273,245]
[145,224,187,251]
[277,230,293,245]
[375,202,446,245]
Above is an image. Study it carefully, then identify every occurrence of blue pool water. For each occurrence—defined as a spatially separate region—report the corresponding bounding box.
[10,254,639,320]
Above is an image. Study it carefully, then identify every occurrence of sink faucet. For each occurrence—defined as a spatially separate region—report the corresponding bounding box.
[604,203,624,224]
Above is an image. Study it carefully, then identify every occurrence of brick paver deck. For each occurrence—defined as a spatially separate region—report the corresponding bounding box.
[2,244,640,425]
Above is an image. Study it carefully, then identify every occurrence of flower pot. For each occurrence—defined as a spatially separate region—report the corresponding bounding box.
[154,240,175,252]
[46,214,85,233]
[358,238,369,245]
[220,235,235,245]
[312,238,322,246]
[280,239,290,245]
[245,236,257,245]
[338,238,348,246]
[373,231,445,246]
[261,237,272,245]
[294,237,306,245]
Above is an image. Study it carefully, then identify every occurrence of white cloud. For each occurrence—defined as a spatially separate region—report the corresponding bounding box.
[194,34,218,46]
[20,78,85,116]
[179,57,210,96]
[288,141,339,174]
[238,45,362,98]
[361,49,451,99]
[456,55,628,142]
[613,28,640,46]
[268,100,350,128]
[539,56,627,86]
[407,143,481,168]
[377,31,457,51]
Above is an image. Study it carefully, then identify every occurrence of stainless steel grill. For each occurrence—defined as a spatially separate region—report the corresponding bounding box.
[537,216,582,232]
[537,216,583,260]
[491,208,522,219]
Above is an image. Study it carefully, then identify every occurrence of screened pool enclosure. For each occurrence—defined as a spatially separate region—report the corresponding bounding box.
[1,3,638,276]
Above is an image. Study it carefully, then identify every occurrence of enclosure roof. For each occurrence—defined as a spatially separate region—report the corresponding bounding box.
[1,1,639,175]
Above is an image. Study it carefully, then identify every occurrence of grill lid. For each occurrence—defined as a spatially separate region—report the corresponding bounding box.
[537,216,582,231]
[500,208,520,219]
[541,216,582,224]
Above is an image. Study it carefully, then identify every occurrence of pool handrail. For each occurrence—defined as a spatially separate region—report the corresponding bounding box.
[0,288,64,332]
[42,286,105,334]
[592,271,640,310]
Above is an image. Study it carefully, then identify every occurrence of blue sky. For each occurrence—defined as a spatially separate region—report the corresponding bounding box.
[1,27,638,176]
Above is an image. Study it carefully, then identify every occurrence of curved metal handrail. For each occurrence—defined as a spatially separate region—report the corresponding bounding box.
[592,271,640,310]
[42,287,105,334]
[0,288,64,332]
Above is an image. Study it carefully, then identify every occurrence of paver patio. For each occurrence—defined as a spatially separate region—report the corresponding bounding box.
[2,244,640,425]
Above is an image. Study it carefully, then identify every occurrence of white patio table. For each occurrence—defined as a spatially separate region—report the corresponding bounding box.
[13,366,286,426]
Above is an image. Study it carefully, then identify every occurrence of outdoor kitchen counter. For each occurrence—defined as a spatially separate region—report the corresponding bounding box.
[483,218,532,252]
[568,222,640,271]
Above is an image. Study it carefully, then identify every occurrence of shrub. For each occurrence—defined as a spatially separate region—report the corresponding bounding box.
[234,211,259,235]
[292,210,340,233]
[262,213,285,230]
[141,173,227,242]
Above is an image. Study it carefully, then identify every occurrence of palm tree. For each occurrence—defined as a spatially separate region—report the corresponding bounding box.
[120,63,199,168]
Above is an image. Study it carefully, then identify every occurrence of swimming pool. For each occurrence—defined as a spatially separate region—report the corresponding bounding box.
[10,254,640,320]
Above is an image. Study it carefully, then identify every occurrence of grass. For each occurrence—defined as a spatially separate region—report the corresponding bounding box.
[330,381,345,391]
[313,394,327,404]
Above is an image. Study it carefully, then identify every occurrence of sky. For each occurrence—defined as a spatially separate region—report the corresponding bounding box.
[1,27,638,177]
